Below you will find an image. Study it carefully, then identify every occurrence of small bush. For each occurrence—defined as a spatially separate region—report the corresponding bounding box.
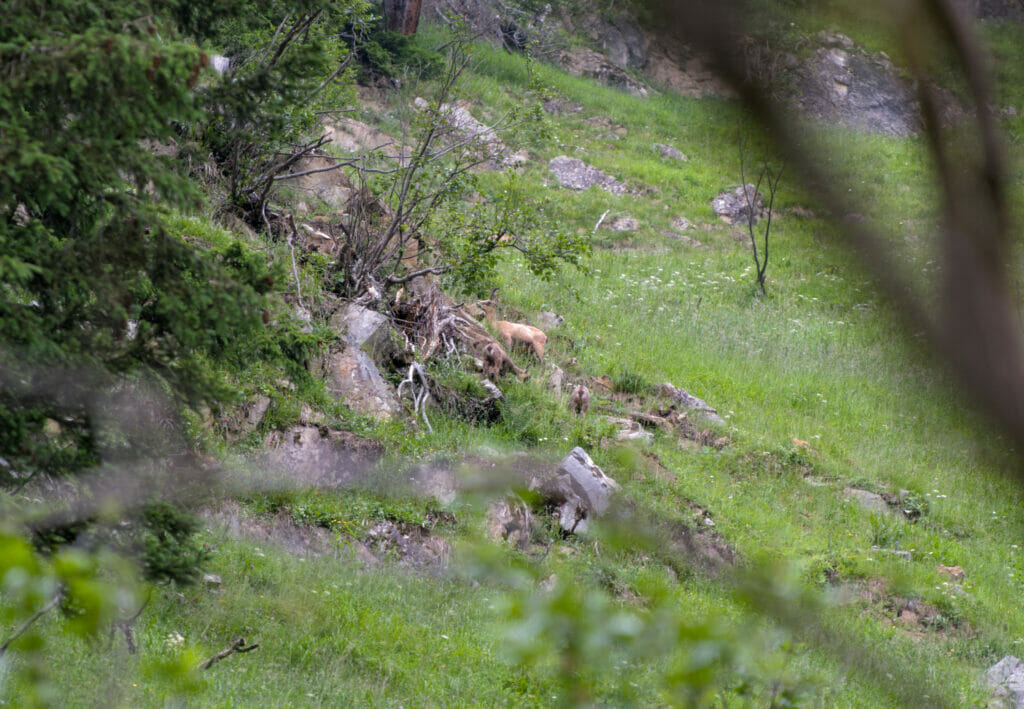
[613,367,650,396]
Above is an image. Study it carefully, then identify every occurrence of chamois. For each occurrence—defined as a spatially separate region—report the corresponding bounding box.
[482,342,529,382]
[569,384,590,417]
[478,291,547,363]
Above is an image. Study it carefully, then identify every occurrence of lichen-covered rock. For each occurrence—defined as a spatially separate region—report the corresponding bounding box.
[712,184,764,225]
[549,156,627,194]
[606,216,639,232]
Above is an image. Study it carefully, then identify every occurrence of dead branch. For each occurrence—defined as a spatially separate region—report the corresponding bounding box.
[307,50,355,101]
[271,157,358,182]
[286,214,306,311]
[197,637,259,671]
[0,587,64,657]
[397,362,434,433]
[109,590,150,655]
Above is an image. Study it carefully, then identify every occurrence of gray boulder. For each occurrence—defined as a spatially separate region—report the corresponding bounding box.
[844,487,891,515]
[321,304,408,418]
[329,302,409,370]
[325,346,402,420]
[583,12,649,71]
[549,156,627,195]
[228,395,271,437]
[712,184,764,225]
[606,216,640,232]
[975,0,1024,20]
[534,448,620,534]
[545,365,565,393]
[654,143,688,161]
[558,447,620,515]
[986,656,1024,707]
[660,383,726,426]
[413,97,507,163]
[486,499,533,550]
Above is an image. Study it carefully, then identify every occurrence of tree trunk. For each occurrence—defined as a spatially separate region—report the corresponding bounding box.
[383,0,422,35]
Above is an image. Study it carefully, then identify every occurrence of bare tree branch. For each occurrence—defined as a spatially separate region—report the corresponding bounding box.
[0,587,64,657]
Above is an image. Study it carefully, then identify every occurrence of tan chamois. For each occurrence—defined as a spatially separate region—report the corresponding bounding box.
[482,342,530,382]
[478,292,547,363]
[569,384,590,417]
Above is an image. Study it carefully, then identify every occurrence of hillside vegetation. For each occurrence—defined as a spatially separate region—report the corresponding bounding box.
[4,1,1024,706]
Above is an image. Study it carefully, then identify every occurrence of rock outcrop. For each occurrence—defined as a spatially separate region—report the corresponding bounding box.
[790,32,962,137]
[317,302,409,420]
[986,655,1024,708]
[261,424,384,487]
[557,48,648,97]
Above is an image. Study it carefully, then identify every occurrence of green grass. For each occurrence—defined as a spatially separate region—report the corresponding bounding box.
[10,12,1024,708]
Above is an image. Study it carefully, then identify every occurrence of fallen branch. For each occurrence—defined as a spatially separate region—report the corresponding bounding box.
[197,637,259,671]
[0,587,64,657]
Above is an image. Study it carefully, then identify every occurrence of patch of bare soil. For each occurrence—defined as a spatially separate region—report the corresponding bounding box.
[661,516,736,576]
[836,577,973,639]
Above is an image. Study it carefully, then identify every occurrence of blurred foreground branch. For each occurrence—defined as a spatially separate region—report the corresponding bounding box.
[647,0,1024,462]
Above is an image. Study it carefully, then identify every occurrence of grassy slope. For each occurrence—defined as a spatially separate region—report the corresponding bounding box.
[9,13,1024,708]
